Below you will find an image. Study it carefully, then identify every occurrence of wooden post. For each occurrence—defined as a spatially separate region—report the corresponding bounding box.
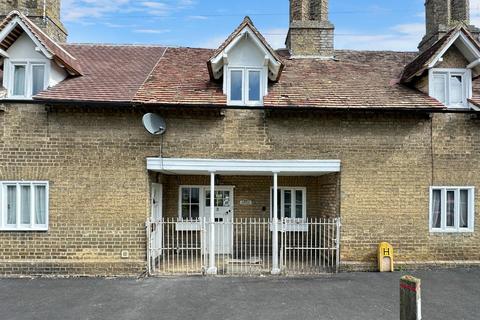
[400,275,422,320]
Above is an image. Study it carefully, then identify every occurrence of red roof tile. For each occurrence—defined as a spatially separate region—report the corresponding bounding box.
[35,45,166,103]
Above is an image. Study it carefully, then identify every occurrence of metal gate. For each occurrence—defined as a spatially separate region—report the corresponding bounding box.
[147,218,340,276]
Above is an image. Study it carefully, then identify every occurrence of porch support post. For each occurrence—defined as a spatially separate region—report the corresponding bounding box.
[207,171,218,275]
[271,171,281,275]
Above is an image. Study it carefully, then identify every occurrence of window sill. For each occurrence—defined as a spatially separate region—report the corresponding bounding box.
[175,221,202,231]
[270,221,309,232]
[0,227,48,232]
[429,229,474,234]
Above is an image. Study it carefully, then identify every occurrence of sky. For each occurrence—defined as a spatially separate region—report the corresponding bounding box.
[62,0,480,51]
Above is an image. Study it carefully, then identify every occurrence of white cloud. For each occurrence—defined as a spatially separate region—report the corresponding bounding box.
[335,23,425,51]
[63,0,196,22]
[134,29,171,34]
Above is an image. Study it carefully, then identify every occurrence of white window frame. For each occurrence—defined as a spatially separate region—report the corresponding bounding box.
[227,66,265,107]
[6,59,49,99]
[178,186,202,221]
[429,186,475,233]
[270,187,307,221]
[0,181,49,231]
[429,68,471,109]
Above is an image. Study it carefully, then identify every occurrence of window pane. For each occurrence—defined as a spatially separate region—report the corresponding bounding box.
[460,190,469,228]
[446,190,455,227]
[432,189,442,228]
[35,186,46,225]
[21,185,31,225]
[433,74,446,104]
[296,190,303,219]
[13,65,26,96]
[248,70,261,102]
[191,188,199,204]
[450,75,463,106]
[284,190,292,218]
[7,186,17,225]
[271,189,282,219]
[182,188,190,203]
[191,205,200,219]
[181,205,190,219]
[32,65,46,95]
[230,70,243,101]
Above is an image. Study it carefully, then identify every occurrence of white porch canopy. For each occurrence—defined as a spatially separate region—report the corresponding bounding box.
[147,157,341,275]
[146,158,341,176]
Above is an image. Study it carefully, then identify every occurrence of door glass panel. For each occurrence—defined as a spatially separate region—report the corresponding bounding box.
[7,186,17,225]
[460,189,469,228]
[432,189,442,228]
[446,190,455,227]
[20,185,31,224]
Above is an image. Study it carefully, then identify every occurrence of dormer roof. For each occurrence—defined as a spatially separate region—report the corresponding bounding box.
[207,16,284,82]
[0,11,82,76]
[401,25,480,83]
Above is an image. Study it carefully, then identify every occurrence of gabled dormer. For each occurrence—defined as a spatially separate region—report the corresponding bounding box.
[207,17,284,107]
[402,26,480,110]
[0,11,81,100]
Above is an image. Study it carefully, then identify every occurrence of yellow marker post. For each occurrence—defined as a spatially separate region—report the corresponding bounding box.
[378,242,394,272]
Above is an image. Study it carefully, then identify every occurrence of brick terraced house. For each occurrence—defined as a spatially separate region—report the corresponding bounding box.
[1,0,480,276]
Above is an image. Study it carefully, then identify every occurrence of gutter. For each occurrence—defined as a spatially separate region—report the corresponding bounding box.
[30,98,480,114]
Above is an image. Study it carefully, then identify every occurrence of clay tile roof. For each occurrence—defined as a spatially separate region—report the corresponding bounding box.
[0,11,82,75]
[134,47,444,109]
[401,25,480,83]
[35,45,167,103]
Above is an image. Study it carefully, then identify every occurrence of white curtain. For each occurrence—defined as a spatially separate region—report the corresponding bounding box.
[7,186,16,225]
[432,190,441,228]
[35,186,46,225]
[13,65,26,96]
[460,190,469,228]
[20,186,31,224]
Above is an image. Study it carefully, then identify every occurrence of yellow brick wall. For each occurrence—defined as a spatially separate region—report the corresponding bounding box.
[1,105,479,275]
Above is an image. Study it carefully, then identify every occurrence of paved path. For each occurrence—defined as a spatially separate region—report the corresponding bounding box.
[1,269,479,320]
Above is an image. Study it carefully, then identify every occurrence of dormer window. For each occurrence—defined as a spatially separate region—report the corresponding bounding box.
[228,68,264,106]
[430,69,471,108]
[207,17,284,108]
[9,61,47,99]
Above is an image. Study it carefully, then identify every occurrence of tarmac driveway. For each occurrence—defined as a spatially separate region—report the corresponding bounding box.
[0,269,479,320]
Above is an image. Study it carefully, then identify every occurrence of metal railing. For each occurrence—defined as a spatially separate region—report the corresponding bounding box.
[147,217,340,276]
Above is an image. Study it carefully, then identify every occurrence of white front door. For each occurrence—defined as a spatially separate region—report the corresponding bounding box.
[205,187,234,255]
[151,183,163,259]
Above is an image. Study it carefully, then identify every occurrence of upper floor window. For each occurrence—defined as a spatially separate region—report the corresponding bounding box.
[430,69,471,108]
[8,61,47,99]
[430,187,475,233]
[228,67,264,106]
[0,181,49,231]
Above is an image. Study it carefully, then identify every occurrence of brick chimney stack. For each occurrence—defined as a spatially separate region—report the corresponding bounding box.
[286,0,335,58]
[419,0,480,52]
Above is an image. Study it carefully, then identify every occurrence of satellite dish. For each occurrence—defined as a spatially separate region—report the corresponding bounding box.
[143,113,166,135]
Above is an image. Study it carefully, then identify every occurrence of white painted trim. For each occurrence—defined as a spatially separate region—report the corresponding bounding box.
[0,181,49,232]
[147,158,341,176]
[429,186,475,233]
[428,32,480,69]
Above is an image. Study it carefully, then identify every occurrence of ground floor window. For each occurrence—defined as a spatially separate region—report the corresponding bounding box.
[270,187,307,220]
[430,187,475,232]
[0,181,49,231]
[179,187,200,220]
